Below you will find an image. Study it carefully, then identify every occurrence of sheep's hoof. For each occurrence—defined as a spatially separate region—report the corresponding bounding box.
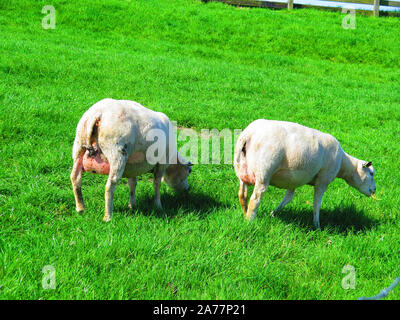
[314,222,321,230]
[270,211,275,217]
[76,206,85,213]
[154,202,163,211]
[102,215,111,222]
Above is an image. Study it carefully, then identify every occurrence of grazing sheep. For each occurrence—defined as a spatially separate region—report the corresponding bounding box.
[234,119,376,229]
[70,98,192,222]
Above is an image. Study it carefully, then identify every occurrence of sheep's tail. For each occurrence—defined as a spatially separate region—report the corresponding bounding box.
[84,113,101,149]
[234,132,249,168]
[72,112,102,160]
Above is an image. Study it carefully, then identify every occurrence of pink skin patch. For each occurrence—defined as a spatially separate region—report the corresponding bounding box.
[82,150,110,175]
[238,162,256,185]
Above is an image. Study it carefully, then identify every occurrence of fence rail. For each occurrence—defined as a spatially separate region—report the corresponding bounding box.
[202,0,400,16]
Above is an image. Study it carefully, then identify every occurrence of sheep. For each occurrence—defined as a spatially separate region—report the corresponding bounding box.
[234,119,376,229]
[70,98,193,222]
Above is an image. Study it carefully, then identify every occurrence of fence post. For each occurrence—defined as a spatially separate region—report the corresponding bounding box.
[373,0,380,16]
[288,0,294,9]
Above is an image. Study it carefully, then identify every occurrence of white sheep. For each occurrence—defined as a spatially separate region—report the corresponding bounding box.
[70,99,193,222]
[234,119,376,229]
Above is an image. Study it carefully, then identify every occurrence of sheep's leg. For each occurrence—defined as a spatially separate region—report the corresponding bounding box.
[238,180,249,216]
[70,154,85,212]
[245,181,268,221]
[313,184,327,229]
[153,164,165,210]
[153,176,162,210]
[128,177,137,210]
[103,155,127,222]
[270,189,295,217]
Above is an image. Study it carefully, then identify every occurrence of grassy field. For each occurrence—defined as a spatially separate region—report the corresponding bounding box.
[1,0,400,300]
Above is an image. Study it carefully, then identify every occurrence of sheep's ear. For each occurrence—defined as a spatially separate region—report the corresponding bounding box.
[363,161,372,168]
[185,162,193,167]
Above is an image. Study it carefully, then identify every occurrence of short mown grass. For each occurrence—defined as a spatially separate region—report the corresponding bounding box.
[0,0,399,299]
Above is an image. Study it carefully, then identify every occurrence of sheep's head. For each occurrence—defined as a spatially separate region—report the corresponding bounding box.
[163,155,193,191]
[348,161,376,197]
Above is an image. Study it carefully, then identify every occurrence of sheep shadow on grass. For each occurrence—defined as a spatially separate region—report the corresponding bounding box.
[115,189,227,220]
[272,204,378,234]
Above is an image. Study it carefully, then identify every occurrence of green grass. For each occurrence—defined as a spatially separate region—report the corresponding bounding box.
[1,0,400,299]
